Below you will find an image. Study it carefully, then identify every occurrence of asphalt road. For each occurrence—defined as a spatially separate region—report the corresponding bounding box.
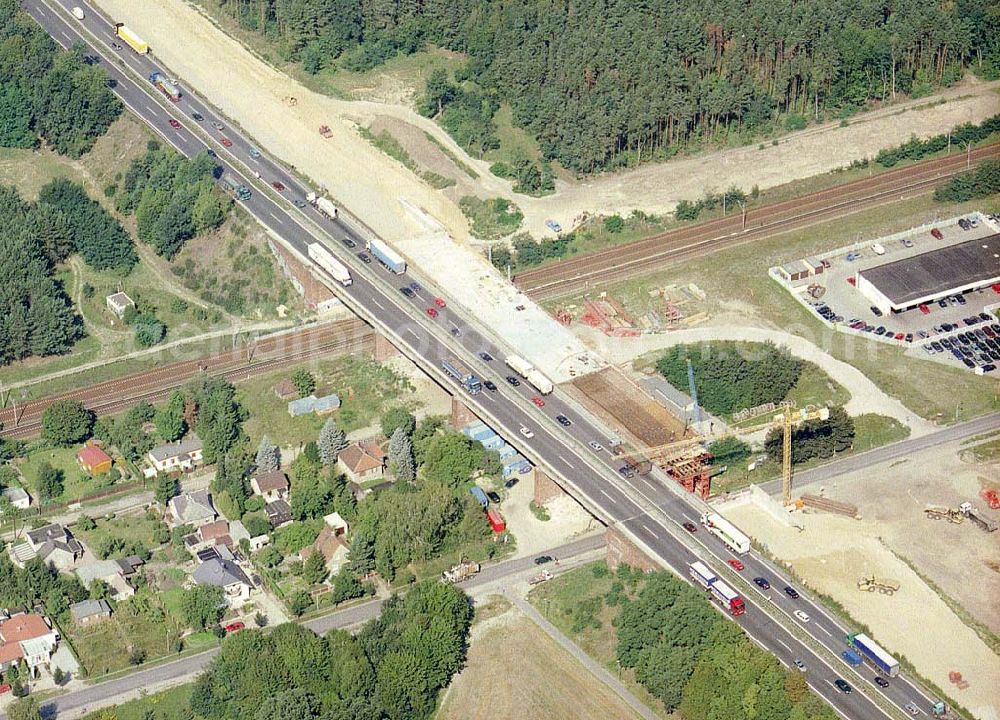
[27,536,604,719]
[22,3,954,718]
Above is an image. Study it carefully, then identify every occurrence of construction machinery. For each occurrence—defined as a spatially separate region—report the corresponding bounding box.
[857,575,900,595]
[924,504,964,523]
[960,502,998,532]
[441,560,480,584]
[778,404,829,505]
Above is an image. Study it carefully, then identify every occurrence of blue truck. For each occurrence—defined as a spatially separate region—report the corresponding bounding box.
[442,357,482,394]
[149,72,180,102]
[848,633,900,677]
[842,650,863,667]
[469,486,489,508]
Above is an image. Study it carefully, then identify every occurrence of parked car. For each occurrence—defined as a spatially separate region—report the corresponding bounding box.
[545,219,562,233]
[504,477,519,489]
[487,491,501,503]
[224,621,245,633]
[682,522,697,533]
[846,251,860,261]
[727,559,744,571]
[931,228,943,240]
[919,304,930,314]
[847,276,857,286]
[901,238,914,248]
[753,576,770,589]
[870,305,883,317]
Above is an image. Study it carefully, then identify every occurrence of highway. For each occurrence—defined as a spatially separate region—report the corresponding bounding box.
[23,2,946,718]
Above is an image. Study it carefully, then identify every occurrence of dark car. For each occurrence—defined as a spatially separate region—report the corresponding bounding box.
[682,522,697,533]
[357,252,371,264]
[534,555,554,565]
[400,286,415,298]
[870,305,883,317]
[506,376,520,386]
[556,414,572,427]
[483,380,497,392]
[835,679,852,694]
[191,112,204,121]
[341,237,357,249]
[206,148,217,158]
[409,282,421,292]
[487,491,501,504]
[293,199,306,208]
[504,477,519,489]
[784,586,800,599]
[980,312,992,322]
[874,677,889,688]
[618,466,635,479]
[479,352,494,362]
[271,181,285,192]
[753,577,770,590]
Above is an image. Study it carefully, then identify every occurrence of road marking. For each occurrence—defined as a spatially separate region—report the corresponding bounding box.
[557,454,574,469]
[404,329,418,341]
[267,212,284,225]
[145,104,157,115]
[599,489,617,504]
[60,30,72,43]
[773,638,791,655]
[816,623,833,637]
[640,523,657,537]
[370,297,385,311]
[811,683,853,720]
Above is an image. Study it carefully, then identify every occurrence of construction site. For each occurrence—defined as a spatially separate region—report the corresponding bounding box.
[552,284,712,337]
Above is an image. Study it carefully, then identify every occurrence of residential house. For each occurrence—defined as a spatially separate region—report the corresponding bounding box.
[273,379,298,401]
[323,512,348,536]
[299,526,350,577]
[146,435,204,478]
[250,470,289,501]
[192,558,253,603]
[168,489,217,528]
[337,440,385,483]
[70,599,111,626]
[2,486,30,511]
[23,524,83,569]
[0,613,59,674]
[105,291,135,319]
[77,444,113,476]
[75,556,144,599]
[191,519,234,553]
[263,498,293,528]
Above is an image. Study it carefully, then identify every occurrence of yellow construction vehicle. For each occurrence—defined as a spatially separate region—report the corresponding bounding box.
[857,575,900,595]
[923,505,964,523]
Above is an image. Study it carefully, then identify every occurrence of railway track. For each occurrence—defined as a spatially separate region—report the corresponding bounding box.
[1,318,372,440]
[517,144,1000,299]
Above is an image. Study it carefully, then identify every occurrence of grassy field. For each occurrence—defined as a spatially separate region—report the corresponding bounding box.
[81,682,194,720]
[438,596,643,720]
[459,196,524,241]
[72,508,165,551]
[240,354,415,445]
[13,445,109,506]
[528,563,671,719]
[567,190,1000,422]
[358,127,455,189]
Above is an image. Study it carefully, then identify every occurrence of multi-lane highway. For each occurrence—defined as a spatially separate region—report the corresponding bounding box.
[22,2,946,717]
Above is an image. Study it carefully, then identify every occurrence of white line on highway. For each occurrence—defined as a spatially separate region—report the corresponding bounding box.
[369,297,385,311]
[60,30,72,42]
[599,489,617,504]
[773,638,792,655]
[145,104,158,115]
[404,329,418,341]
[816,624,833,638]
[268,211,284,225]
[557,455,574,469]
[640,523,657,537]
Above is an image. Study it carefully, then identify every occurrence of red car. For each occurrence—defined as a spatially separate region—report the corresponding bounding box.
[930,228,943,240]
[425,307,438,318]
[271,181,285,192]
[224,621,245,633]
[894,332,905,341]
[220,137,233,147]
[847,276,856,287]
[168,118,181,129]
[531,395,545,408]
[727,559,745,571]
[918,304,930,314]
[434,297,447,308]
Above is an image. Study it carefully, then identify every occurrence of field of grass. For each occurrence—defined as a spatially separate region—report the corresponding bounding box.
[13,445,108,506]
[359,127,455,189]
[72,508,165,551]
[81,682,194,720]
[459,196,524,241]
[438,596,643,720]
[483,103,544,166]
[240,354,415,446]
[571,190,1000,422]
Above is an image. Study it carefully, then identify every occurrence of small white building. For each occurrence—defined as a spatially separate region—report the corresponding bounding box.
[105,291,135,320]
[146,435,203,477]
[2,486,31,510]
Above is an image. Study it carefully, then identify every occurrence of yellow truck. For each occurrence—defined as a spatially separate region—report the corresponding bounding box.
[114,23,148,54]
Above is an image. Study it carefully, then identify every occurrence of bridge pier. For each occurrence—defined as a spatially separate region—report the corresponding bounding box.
[605,526,660,573]
[533,468,568,506]
[373,333,401,363]
[449,396,479,429]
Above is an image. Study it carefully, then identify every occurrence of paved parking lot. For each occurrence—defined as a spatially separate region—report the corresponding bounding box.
[777,213,1000,374]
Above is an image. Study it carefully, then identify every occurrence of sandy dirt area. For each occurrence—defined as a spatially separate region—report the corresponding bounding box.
[574,323,936,434]
[502,470,600,559]
[723,468,1000,720]
[438,602,641,720]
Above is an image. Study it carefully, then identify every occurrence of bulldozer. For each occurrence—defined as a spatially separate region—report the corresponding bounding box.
[923,504,964,523]
[857,575,900,595]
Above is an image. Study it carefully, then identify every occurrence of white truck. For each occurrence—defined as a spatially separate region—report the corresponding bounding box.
[72,6,85,19]
[688,561,716,590]
[525,368,554,395]
[700,512,751,554]
[505,354,534,378]
[306,192,338,220]
[441,561,480,584]
[307,243,352,287]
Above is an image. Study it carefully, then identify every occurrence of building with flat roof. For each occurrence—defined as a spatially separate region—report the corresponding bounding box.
[857,234,1000,314]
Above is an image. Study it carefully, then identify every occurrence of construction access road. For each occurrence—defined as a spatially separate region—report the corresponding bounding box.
[21,4,946,718]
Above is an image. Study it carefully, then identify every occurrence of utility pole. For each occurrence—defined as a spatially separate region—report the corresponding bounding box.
[965,141,972,169]
[738,200,747,230]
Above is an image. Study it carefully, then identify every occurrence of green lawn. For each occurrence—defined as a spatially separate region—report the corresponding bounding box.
[13,445,107,506]
[240,355,415,446]
[484,103,544,165]
[81,682,194,720]
[72,509,166,553]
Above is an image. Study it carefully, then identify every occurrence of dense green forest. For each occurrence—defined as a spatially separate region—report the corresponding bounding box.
[215,0,998,173]
[0,0,121,156]
[190,583,472,720]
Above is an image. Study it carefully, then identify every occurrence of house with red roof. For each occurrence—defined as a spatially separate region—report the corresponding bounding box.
[0,613,59,674]
[77,445,112,476]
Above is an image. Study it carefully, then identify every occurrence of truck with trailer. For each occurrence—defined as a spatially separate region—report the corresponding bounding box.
[149,72,181,102]
[505,354,534,378]
[708,579,746,616]
[306,192,338,219]
[848,632,899,677]
[442,561,480,584]
[114,24,148,54]
[307,243,352,287]
[700,512,751,554]
[442,357,482,394]
[366,238,406,274]
[219,174,251,201]
[525,368,554,395]
[688,561,717,590]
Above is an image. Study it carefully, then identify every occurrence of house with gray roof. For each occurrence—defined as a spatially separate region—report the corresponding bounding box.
[145,435,203,478]
[21,524,83,570]
[192,558,252,603]
[168,489,217,528]
[70,599,111,626]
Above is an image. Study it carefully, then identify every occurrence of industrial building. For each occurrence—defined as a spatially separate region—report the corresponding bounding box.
[857,234,1000,314]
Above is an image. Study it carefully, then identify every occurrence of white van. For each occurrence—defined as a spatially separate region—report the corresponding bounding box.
[72,7,85,19]
[871,242,886,255]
